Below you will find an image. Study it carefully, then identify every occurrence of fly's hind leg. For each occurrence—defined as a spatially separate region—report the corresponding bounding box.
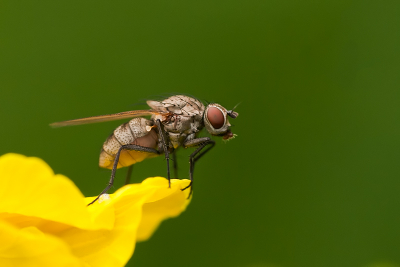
[125,165,134,185]
[87,144,159,206]
[183,137,215,198]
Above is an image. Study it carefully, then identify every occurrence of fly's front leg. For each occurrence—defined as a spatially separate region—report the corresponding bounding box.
[87,144,159,206]
[183,137,215,198]
[155,119,172,187]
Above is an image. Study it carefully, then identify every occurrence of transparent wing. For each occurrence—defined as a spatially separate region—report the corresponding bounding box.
[50,110,164,128]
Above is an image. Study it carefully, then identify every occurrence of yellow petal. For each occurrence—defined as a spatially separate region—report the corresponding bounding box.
[135,177,191,242]
[0,220,82,267]
[62,177,191,267]
[0,154,93,229]
[0,154,191,267]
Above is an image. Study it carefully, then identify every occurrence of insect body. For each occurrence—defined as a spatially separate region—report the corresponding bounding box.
[99,117,159,169]
[51,95,238,205]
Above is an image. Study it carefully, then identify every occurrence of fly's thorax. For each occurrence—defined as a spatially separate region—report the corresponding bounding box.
[204,103,234,138]
[150,95,205,135]
[164,113,204,134]
[147,95,205,116]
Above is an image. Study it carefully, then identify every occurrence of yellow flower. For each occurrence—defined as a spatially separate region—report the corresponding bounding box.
[0,153,191,267]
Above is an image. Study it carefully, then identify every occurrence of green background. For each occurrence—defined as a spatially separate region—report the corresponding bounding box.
[1,1,400,266]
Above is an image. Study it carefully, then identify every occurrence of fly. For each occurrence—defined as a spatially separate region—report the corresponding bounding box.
[51,95,239,205]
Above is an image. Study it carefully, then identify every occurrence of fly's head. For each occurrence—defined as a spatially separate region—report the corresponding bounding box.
[204,103,239,140]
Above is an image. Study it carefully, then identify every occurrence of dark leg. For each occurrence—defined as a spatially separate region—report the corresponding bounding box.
[88,144,159,206]
[155,119,172,187]
[125,165,133,185]
[183,137,215,198]
[172,149,178,178]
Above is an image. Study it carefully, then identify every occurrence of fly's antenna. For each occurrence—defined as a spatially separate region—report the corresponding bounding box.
[227,102,241,118]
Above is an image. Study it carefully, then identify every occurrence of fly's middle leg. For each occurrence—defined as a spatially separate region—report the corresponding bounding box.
[155,119,172,188]
[172,150,178,179]
[87,144,159,206]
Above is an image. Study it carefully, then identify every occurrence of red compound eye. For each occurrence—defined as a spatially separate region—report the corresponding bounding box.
[207,107,224,129]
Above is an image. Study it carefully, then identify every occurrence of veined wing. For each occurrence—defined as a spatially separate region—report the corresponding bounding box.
[50,110,164,128]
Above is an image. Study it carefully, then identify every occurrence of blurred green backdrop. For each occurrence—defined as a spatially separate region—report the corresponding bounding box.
[1,1,400,267]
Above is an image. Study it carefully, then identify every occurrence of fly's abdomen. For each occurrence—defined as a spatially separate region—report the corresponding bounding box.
[99,118,158,169]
